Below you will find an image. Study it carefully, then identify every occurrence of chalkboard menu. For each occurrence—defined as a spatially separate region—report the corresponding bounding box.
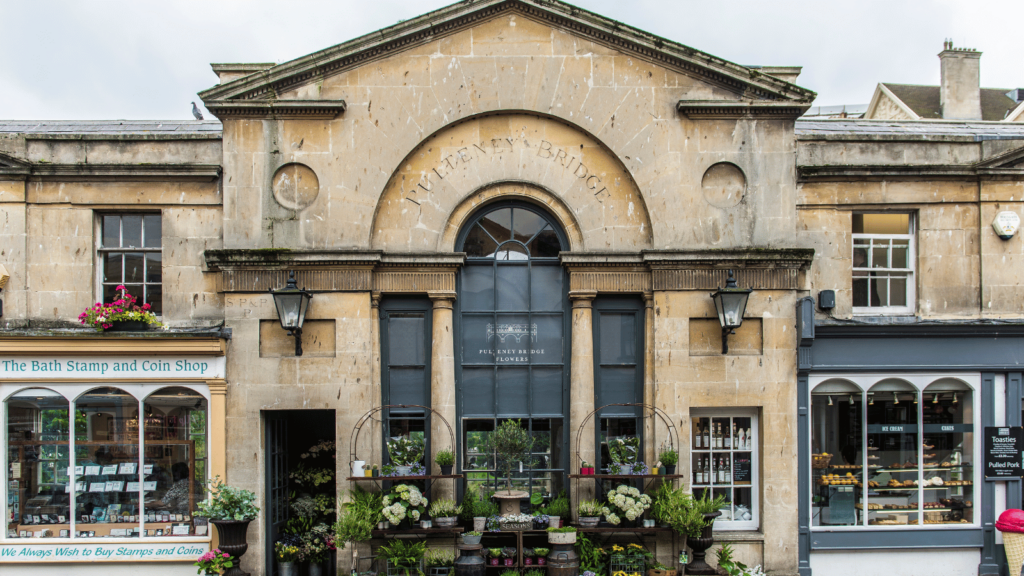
[732,453,752,484]
[985,426,1024,479]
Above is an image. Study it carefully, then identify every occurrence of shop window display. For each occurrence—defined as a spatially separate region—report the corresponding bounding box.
[4,385,209,540]
[811,376,975,529]
[463,418,563,499]
[691,410,758,530]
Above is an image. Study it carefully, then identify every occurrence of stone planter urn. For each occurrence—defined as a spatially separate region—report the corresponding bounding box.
[211,519,252,576]
[684,512,721,575]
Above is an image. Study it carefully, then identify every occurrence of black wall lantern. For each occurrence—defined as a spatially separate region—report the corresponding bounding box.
[270,270,313,356]
[710,269,753,354]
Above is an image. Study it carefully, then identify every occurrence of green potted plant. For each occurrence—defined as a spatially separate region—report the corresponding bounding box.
[435,448,455,475]
[194,548,235,575]
[302,523,337,576]
[487,548,502,566]
[274,540,301,576]
[674,490,727,575]
[426,548,456,576]
[382,484,429,528]
[485,419,536,514]
[546,526,577,544]
[334,486,383,545]
[609,543,653,576]
[577,500,604,528]
[461,530,483,546]
[533,547,549,566]
[428,498,462,529]
[388,434,425,476]
[379,539,427,576]
[78,285,162,331]
[658,448,678,475]
[195,476,260,572]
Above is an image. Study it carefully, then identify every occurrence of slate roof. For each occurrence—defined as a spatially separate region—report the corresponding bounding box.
[881,83,1019,121]
[0,120,222,137]
[796,119,1024,141]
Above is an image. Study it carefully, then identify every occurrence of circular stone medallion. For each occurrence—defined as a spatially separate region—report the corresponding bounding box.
[701,162,746,209]
[272,163,320,210]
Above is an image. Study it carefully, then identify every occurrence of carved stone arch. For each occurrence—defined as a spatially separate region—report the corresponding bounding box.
[440,181,585,252]
[370,112,653,253]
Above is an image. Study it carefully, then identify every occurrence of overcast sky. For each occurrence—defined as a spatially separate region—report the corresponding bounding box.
[1,0,1021,120]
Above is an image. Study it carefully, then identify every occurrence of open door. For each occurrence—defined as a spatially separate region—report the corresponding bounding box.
[265,413,289,576]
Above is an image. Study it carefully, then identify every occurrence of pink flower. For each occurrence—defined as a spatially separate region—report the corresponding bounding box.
[222,553,229,558]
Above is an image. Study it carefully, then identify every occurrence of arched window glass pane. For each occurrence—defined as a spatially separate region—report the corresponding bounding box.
[479,208,512,243]
[495,242,529,261]
[6,389,70,538]
[74,387,141,538]
[143,387,208,528]
[463,225,498,257]
[513,209,546,245]
[529,227,561,257]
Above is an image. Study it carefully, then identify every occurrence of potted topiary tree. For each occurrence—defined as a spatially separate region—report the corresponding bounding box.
[435,448,455,475]
[485,419,535,515]
[195,476,260,576]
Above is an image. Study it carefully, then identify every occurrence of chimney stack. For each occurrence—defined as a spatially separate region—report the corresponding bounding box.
[939,39,982,120]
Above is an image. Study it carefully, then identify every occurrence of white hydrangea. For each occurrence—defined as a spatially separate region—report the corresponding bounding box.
[410,510,421,521]
[605,513,620,525]
[382,496,391,506]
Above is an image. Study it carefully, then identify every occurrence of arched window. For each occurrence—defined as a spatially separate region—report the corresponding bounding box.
[456,202,569,498]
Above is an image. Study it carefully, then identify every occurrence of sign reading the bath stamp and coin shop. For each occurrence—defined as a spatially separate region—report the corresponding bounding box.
[984,426,1024,479]
[0,356,225,379]
[0,541,209,563]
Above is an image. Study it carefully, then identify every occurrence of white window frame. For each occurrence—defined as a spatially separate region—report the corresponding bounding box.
[852,213,915,316]
[95,212,163,316]
[1,382,210,544]
[808,373,981,531]
[690,408,759,531]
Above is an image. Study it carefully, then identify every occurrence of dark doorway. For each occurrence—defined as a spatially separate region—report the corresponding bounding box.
[264,410,336,576]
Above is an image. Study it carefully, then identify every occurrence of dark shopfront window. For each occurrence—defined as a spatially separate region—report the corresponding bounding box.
[380,299,432,465]
[456,202,569,500]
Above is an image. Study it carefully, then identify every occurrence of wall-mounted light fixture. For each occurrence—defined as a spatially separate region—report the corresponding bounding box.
[270,270,313,356]
[710,270,753,354]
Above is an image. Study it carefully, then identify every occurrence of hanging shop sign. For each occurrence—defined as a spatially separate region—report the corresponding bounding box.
[984,426,1024,479]
[0,355,225,380]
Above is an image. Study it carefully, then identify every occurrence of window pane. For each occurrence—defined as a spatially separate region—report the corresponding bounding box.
[462,315,494,365]
[104,253,123,283]
[122,216,143,248]
[890,277,907,307]
[388,368,428,406]
[496,367,529,416]
[533,314,563,364]
[891,240,909,269]
[599,312,636,365]
[145,285,162,316]
[145,253,162,284]
[597,367,637,415]
[74,388,141,539]
[530,266,562,312]
[852,277,869,307]
[921,386,974,525]
[811,391,863,527]
[869,277,887,307]
[463,225,497,258]
[858,213,910,234]
[853,246,869,269]
[495,243,529,262]
[872,245,889,268]
[529,228,561,257]
[103,216,121,248]
[495,314,530,364]
[462,368,495,417]
[388,314,425,366]
[479,208,512,243]
[143,387,207,535]
[496,265,529,310]
[6,389,70,539]
[866,386,920,527]
[513,209,546,245]
[463,266,494,311]
[125,253,145,283]
[464,420,495,471]
[143,215,161,248]
[531,367,563,416]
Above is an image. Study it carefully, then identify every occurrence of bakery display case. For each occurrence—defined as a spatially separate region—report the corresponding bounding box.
[811,380,975,528]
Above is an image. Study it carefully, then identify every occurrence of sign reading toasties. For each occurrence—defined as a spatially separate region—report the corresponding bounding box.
[0,356,225,379]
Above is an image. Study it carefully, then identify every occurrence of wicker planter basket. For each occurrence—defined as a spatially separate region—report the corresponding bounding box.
[811,453,832,469]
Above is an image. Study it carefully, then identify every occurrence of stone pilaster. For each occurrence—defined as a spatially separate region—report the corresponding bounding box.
[570,290,597,512]
[643,292,657,465]
[430,292,457,499]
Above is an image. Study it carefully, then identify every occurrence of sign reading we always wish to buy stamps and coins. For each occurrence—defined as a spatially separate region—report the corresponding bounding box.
[984,427,1024,479]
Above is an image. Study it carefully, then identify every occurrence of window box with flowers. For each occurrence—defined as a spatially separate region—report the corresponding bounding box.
[79,285,162,331]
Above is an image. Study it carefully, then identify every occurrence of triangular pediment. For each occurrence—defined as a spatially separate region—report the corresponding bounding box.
[200,0,814,109]
[977,145,1024,171]
[0,152,31,176]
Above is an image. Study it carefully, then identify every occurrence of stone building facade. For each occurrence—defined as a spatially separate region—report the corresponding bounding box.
[1,1,1023,576]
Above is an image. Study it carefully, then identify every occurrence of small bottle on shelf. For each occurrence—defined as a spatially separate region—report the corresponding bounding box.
[695,423,702,449]
[701,457,709,484]
[723,457,731,483]
[737,428,746,451]
[744,428,752,450]
[725,423,733,449]
[716,423,723,449]
[702,421,710,449]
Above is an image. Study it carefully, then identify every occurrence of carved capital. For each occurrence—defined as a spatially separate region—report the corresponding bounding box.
[207,379,228,396]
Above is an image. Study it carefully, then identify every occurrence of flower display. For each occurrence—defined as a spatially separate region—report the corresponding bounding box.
[382,484,428,525]
[78,285,161,331]
[388,434,425,466]
[606,485,652,521]
[301,523,337,563]
[194,548,234,574]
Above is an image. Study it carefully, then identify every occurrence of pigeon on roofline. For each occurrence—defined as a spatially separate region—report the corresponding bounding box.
[191,102,204,120]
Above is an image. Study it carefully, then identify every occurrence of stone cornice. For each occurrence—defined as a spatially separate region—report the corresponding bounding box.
[199,0,814,105]
[677,100,812,120]
[798,164,1024,182]
[204,100,347,120]
[643,248,814,269]
[0,334,228,356]
[204,249,382,271]
[560,252,645,267]
[25,163,221,182]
